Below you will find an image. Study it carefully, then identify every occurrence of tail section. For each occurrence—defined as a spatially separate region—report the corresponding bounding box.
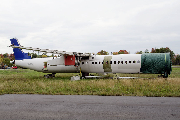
[10,38,31,60]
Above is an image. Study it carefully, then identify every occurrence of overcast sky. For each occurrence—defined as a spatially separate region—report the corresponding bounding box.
[0,0,180,55]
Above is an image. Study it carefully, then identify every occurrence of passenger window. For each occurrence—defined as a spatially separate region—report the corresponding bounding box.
[95,62,97,64]
[133,60,136,63]
[137,60,140,63]
[125,61,127,64]
[99,62,101,64]
[118,61,120,64]
[92,62,94,64]
[82,62,84,64]
[129,61,131,63]
[110,61,112,64]
[114,61,116,64]
[121,61,123,64]
[102,62,104,64]
[106,61,108,64]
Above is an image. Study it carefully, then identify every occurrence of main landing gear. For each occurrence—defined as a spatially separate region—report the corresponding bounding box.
[163,71,168,78]
[158,71,169,78]
[44,73,56,78]
[81,72,89,78]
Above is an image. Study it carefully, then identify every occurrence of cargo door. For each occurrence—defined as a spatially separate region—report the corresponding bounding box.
[64,55,75,66]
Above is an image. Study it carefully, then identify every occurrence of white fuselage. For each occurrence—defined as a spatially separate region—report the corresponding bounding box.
[81,54,141,73]
[15,54,142,74]
[15,57,78,73]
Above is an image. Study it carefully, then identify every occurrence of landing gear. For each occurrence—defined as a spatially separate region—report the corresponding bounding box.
[44,73,56,78]
[163,71,168,78]
[81,72,89,79]
[159,71,168,78]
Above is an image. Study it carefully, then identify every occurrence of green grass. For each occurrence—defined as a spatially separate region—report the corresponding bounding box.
[0,68,180,96]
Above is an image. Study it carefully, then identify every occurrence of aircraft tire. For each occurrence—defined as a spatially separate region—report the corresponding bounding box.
[163,71,168,78]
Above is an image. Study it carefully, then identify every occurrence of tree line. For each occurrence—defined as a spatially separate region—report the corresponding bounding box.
[0,53,14,68]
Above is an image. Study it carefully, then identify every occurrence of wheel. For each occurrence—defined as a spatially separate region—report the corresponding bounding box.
[163,71,168,78]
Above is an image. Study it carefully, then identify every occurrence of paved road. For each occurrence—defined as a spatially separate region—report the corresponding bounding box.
[0,94,180,120]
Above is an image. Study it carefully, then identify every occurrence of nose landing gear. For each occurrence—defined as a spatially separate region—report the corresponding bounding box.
[44,73,56,78]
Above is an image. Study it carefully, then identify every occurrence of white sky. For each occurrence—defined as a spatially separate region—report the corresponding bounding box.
[0,0,180,54]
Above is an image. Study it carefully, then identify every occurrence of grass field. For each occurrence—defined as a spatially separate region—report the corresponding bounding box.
[0,68,180,96]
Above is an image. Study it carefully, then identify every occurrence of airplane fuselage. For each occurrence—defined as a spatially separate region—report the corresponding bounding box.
[15,53,169,75]
[10,38,172,78]
[15,54,142,73]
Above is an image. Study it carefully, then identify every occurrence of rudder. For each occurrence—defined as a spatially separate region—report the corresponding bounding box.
[10,38,31,60]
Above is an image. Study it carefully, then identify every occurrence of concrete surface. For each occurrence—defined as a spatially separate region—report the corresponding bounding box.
[0,94,180,120]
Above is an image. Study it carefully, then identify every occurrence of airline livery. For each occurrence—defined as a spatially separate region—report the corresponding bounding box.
[10,38,172,78]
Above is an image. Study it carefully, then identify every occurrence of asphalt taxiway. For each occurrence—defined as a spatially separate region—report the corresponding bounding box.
[0,94,180,120]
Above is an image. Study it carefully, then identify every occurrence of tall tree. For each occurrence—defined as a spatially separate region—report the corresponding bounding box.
[3,58,12,67]
[144,49,149,53]
[3,53,9,58]
[113,52,118,55]
[175,55,180,65]
[151,47,175,60]
[0,56,3,66]
[31,53,37,58]
[9,54,15,61]
[97,50,109,55]
[136,51,143,54]
[118,50,129,54]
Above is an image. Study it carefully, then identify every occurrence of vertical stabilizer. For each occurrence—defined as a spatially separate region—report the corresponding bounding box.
[10,38,31,60]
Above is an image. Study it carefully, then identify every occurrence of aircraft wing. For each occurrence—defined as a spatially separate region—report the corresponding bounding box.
[9,45,91,57]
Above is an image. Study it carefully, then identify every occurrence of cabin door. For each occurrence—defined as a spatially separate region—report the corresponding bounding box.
[44,62,48,71]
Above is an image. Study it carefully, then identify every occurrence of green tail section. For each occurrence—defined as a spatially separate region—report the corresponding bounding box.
[140,53,172,77]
